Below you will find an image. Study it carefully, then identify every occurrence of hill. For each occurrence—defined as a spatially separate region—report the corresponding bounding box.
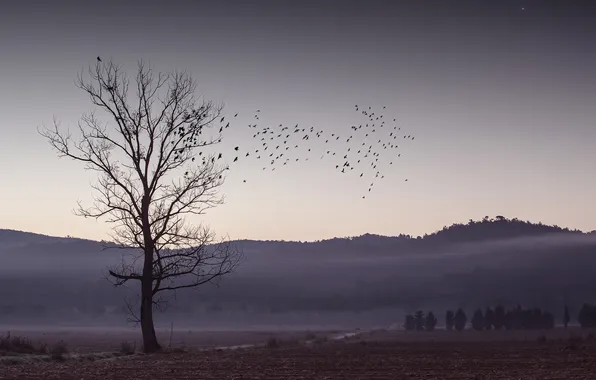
[1,215,593,255]
[1,216,595,329]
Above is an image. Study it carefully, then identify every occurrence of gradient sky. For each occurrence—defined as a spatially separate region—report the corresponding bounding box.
[1,0,595,241]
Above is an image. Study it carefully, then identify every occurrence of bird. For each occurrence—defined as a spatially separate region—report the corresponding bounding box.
[97,56,102,62]
[211,105,416,197]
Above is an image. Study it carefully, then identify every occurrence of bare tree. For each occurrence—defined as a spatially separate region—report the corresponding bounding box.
[40,59,242,353]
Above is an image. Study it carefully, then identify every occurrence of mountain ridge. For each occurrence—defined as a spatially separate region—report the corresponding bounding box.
[2,215,595,248]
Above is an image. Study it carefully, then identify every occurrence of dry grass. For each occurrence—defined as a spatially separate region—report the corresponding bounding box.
[0,328,328,353]
[0,332,49,355]
[1,328,596,379]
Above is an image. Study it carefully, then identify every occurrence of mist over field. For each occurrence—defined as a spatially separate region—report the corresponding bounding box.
[1,217,595,331]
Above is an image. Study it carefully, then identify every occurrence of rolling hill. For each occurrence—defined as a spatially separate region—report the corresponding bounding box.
[0,216,595,328]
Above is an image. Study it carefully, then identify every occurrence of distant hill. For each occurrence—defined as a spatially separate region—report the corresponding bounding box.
[0,229,71,247]
[233,216,594,256]
[1,216,596,328]
[1,216,594,257]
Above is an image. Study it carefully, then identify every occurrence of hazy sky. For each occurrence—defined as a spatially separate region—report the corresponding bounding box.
[1,0,595,241]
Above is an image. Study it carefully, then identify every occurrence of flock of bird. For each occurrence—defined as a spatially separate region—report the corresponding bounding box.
[98,53,415,199]
[202,105,416,199]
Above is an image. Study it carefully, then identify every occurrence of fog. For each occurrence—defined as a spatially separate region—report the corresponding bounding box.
[1,223,595,330]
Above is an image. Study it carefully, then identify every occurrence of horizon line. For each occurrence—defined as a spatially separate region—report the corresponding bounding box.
[2,215,594,244]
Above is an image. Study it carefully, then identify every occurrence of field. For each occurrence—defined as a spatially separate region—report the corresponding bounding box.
[1,327,595,379]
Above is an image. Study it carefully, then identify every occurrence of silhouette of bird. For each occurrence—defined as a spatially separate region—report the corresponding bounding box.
[204,105,416,196]
[97,56,102,62]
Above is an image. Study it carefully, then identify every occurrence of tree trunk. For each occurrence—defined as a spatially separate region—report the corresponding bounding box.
[139,194,161,353]
[140,277,161,353]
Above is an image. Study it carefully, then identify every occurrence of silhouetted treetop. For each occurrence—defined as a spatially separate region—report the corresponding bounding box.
[420,216,582,245]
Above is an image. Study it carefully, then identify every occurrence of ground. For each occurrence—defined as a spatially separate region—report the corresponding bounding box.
[1,328,595,379]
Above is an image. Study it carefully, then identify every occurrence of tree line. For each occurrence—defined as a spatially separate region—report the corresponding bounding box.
[404,304,596,331]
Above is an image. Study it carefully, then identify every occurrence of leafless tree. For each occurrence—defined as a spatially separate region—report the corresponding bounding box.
[40,59,242,353]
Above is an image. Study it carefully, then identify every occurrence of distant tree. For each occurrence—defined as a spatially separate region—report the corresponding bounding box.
[530,308,543,330]
[454,308,467,332]
[541,311,555,330]
[484,307,495,330]
[425,311,438,331]
[403,314,416,331]
[493,304,505,330]
[521,308,535,329]
[564,305,570,329]
[414,310,425,331]
[494,305,557,330]
[578,304,589,328]
[512,304,523,330]
[503,310,514,330]
[445,310,454,331]
[578,303,596,328]
[471,309,484,331]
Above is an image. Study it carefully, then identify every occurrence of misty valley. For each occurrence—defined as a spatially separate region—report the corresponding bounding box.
[2,217,595,331]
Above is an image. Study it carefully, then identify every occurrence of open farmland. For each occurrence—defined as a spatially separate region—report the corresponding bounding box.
[1,328,596,379]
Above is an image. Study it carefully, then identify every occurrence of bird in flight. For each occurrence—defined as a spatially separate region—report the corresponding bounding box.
[186,105,417,198]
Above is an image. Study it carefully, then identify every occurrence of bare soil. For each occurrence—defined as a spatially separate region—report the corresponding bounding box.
[1,328,595,379]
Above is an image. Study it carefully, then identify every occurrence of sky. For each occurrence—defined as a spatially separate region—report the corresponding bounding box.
[1,0,595,242]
